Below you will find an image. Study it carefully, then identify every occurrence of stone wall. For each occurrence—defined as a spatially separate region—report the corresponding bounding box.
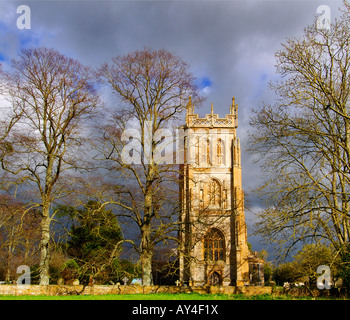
[4,284,344,297]
[0,285,272,296]
[279,286,348,298]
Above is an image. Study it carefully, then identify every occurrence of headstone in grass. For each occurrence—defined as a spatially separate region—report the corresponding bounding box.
[122,277,128,286]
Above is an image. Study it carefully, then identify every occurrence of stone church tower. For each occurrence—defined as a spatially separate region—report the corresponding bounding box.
[179,97,250,286]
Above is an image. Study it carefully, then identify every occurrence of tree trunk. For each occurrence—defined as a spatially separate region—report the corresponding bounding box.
[140,224,153,285]
[5,243,12,283]
[39,204,51,285]
[39,158,53,285]
[140,161,156,285]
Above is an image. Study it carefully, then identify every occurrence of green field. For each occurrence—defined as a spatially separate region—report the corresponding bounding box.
[0,292,339,300]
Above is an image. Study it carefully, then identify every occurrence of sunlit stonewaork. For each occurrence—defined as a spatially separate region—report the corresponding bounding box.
[179,97,252,287]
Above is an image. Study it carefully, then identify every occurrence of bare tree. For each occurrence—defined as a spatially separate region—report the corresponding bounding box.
[1,48,99,284]
[98,48,201,285]
[249,1,350,260]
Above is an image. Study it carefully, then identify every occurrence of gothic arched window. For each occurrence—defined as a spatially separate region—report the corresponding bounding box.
[210,179,221,207]
[217,139,225,165]
[194,137,199,165]
[203,139,211,165]
[201,139,211,165]
[204,229,225,261]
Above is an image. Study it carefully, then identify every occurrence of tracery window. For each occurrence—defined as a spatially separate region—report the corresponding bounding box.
[195,137,199,165]
[203,139,211,165]
[204,229,225,261]
[217,139,224,165]
[210,179,221,207]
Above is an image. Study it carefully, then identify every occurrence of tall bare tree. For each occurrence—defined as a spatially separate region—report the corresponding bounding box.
[1,48,99,284]
[98,48,201,285]
[249,1,350,260]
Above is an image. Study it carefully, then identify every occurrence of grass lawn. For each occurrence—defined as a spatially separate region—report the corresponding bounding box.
[0,292,334,300]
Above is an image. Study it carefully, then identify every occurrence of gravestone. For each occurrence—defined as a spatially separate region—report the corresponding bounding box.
[122,277,128,286]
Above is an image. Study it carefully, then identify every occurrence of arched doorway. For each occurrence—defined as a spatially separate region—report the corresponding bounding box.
[208,271,221,286]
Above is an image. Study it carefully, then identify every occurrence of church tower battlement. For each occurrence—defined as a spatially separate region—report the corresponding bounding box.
[186,96,238,128]
[179,97,250,286]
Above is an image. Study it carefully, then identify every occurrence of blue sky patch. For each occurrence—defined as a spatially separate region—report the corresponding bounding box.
[0,22,8,32]
[260,72,267,82]
[199,77,212,89]
[19,33,39,49]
